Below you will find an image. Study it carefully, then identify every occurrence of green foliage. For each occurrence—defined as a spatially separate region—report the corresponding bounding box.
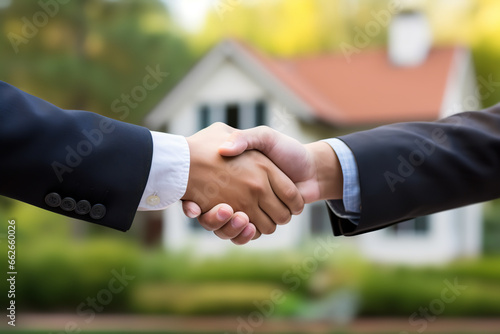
[1,236,312,314]
[131,282,303,315]
[3,230,500,317]
[0,0,195,124]
[139,251,285,283]
[131,251,308,315]
[13,238,141,311]
[483,199,500,254]
[358,261,500,317]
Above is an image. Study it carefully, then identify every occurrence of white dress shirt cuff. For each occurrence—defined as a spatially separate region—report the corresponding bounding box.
[322,138,361,224]
[138,131,190,211]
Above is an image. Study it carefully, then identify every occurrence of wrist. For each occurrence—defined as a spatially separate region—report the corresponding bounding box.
[306,141,343,201]
[181,135,209,203]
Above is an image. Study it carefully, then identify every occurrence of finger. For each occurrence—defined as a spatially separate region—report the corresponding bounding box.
[218,126,277,157]
[213,212,250,240]
[182,201,202,218]
[231,223,257,245]
[267,165,305,216]
[252,228,262,240]
[197,204,234,231]
[259,194,291,227]
[249,204,278,235]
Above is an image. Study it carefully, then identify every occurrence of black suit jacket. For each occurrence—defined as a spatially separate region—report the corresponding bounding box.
[329,104,500,236]
[0,81,153,231]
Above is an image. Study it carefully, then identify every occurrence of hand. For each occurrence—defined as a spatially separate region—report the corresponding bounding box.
[217,126,343,202]
[183,203,257,245]
[181,123,305,241]
[183,126,343,242]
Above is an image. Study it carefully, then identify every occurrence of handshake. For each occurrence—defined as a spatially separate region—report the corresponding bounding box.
[180,123,343,245]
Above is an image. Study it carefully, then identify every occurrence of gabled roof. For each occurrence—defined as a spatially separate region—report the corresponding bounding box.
[238,40,462,125]
[146,39,465,128]
[146,40,314,128]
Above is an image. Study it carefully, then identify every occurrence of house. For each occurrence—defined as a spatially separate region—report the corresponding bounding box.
[145,12,482,264]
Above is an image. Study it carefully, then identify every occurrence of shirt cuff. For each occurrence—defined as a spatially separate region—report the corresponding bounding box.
[138,131,190,211]
[322,138,361,224]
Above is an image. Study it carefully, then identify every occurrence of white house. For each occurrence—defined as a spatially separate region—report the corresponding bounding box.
[146,13,482,264]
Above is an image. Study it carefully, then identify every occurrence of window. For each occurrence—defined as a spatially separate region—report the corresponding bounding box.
[198,100,267,130]
[187,217,205,232]
[387,216,430,236]
[255,101,266,126]
[226,103,239,128]
[200,104,210,129]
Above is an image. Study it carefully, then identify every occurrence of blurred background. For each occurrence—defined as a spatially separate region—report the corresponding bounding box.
[1,0,500,333]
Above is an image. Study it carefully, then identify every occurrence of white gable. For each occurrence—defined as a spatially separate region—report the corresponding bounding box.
[196,60,266,103]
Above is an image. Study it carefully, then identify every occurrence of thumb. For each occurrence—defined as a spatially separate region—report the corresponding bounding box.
[296,180,321,204]
[218,131,250,157]
[219,127,276,157]
[182,200,202,218]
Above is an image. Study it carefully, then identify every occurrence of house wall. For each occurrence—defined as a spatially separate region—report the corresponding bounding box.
[356,209,478,265]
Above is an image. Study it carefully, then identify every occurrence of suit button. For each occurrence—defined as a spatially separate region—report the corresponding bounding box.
[75,200,91,215]
[90,204,106,220]
[60,197,76,211]
[45,193,62,207]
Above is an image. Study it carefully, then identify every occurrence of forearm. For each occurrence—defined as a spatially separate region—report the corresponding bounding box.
[0,81,153,231]
[338,106,500,234]
[305,141,343,201]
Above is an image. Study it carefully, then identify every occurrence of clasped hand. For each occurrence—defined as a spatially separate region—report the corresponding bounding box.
[181,123,343,245]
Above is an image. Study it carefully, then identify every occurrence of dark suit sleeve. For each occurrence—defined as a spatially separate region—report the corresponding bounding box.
[328,104,500,236]
[0,81,153,231]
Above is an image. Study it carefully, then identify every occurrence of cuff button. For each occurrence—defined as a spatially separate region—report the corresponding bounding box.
[90,204,106,220]
[146,195,161,207]
[45,193,62,208]
[60,197,76,211]
[75,200,91,215]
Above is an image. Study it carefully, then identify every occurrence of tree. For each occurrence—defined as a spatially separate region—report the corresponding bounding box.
[0,0,195,124]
